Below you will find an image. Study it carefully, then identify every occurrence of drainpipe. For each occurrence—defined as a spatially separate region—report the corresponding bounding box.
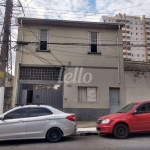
[20,19,23,63]
[117,24,121,84]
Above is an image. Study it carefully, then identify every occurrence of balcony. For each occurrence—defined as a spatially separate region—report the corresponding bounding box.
[146,28,150,33]
[147,34,150,38]
[122,27,130,31]
[147,38,150,41]
[123,37,131,42]
[147,43,150,47]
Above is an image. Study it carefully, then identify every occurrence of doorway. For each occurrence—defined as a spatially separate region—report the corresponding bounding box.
[27,90,33,104]
[109,88,120,114]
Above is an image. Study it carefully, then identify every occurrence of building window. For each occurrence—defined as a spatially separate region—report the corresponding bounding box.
[137,54,140,57]
[136,33,138,35]
[78,87,97,102]
[20,67,62,81]
[142,54,144,57]
[40,29,48,50]
[136,28,137,30]
[90,32,97,53]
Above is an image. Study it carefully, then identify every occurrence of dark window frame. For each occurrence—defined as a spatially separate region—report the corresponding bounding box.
[90,32,98,53]
[40,29,48,51]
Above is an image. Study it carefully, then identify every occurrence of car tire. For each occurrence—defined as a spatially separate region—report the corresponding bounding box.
[46,128,63,143]
[113,123,129,139]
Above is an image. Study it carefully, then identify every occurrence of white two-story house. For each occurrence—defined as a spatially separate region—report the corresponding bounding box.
[13,18,125,120]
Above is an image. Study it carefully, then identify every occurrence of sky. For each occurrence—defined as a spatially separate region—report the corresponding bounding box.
[1,0,150,75]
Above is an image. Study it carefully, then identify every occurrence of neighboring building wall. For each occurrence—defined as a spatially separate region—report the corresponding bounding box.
[101,14,148,62]
[4,87,13,112]
[125,71,150,104]
[125,62,150,104]
[13,19,125,120]
[5,72,14,87]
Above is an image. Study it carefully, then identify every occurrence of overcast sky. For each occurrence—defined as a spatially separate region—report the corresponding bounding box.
[1,0,150,75]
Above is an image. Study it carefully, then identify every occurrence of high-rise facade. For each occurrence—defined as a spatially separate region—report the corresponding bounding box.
[101,14,150,62]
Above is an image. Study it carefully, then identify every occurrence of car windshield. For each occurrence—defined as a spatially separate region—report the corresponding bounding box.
[116,103,137,113]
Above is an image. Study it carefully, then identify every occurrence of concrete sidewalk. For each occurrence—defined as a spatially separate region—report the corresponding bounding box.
[76,121,98,135]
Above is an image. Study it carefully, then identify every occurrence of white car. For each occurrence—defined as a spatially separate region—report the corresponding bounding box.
[0,105,76,142]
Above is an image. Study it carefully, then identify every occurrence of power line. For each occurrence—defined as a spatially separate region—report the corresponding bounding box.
[26,25,64,65]
[18,28,150,43]
[11,31,56,67]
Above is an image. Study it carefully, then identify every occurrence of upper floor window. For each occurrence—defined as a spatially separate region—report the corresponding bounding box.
[90,32,97,53]
[40,29,48,50]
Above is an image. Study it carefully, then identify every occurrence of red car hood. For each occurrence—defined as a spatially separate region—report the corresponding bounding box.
[100,113,126,120]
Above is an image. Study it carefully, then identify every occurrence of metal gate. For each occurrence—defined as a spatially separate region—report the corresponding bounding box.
[33,85,63,109]
[109,88,120,114]
[19,83,63,110]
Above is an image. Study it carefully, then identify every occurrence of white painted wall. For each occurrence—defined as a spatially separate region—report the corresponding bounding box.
[125,71,150,104]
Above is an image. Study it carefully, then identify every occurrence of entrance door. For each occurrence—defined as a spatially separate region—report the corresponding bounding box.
[109,88,120,113]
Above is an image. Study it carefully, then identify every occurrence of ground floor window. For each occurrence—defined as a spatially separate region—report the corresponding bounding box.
[78,87,97,102]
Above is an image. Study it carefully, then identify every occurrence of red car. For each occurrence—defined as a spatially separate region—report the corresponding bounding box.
[97,100,150,139]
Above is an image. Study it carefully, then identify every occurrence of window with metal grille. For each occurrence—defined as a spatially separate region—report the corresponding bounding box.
[40,30,47,50]
[78,87,97,102]
[19,67,62,81]
[91,32,97,53]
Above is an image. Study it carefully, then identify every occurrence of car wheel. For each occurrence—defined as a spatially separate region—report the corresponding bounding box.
[46,128,63,143]
[113,123,129,139]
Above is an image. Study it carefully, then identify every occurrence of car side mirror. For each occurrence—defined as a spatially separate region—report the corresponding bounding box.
[132,110,138,114]
[0,115,4,121]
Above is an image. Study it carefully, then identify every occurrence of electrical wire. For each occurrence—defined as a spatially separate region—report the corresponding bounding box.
[18,28,150,43]
[11,31,57,66]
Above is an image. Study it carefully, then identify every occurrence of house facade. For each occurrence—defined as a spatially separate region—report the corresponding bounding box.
[13,18,125,120]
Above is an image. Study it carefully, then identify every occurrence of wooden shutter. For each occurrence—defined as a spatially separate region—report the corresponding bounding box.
[88,32,91,52]
[37,29,40,50]
[97,32,100,52]
[78,87,87,102]
[87,87,97,102]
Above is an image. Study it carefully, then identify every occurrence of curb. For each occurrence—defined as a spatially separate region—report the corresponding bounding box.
[75,127,99,136]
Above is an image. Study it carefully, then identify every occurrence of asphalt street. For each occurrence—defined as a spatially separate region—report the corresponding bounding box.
[0,133,150,150]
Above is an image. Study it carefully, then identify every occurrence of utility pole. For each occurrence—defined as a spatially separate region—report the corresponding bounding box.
[0,0,13,114]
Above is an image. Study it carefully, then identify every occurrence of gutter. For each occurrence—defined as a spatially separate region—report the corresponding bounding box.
[117,24,121,84]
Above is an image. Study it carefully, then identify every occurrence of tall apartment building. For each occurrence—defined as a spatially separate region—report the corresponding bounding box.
[101,14,150,62]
